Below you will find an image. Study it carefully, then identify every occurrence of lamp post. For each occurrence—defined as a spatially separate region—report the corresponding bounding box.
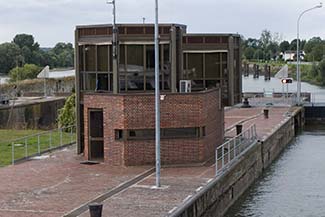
[107,0,119,94]
[296,2,322,104]
[154,0,161,188]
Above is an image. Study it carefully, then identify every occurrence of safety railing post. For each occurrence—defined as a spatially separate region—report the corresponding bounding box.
[228,141,231,163]
[12,142,14,165]
[234,137,237,158]
[49,130,52,149]
[25,138,28,158]
[37,135,40,155]
[60,128,63,147]
[215,147,218,176]
[221,145,225,169]
[70,126,73,144]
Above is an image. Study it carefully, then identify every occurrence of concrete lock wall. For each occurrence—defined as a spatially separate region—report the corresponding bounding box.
[0,98,65,130]
[172,110,302,217]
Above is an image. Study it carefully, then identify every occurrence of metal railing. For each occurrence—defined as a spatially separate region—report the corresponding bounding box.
[0,125,76,166]
[216,124,257,176]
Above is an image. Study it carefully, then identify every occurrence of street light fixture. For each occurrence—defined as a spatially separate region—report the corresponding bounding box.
[296,2,322,104]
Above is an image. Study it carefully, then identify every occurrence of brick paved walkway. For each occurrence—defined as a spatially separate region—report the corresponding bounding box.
[0,146,150,217]
[0,106,301,217]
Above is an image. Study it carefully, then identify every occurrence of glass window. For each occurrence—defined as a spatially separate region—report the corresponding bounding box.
[127,72,144,91]
[97,74,109,91]
[126,45,144,71]
[146,74,155,91]
[85,45,96,71]
[206,80,219,89]
[146,45,155,70]
[119,44,126,71]
[162,128,198,138]
[191,80,204,89]
[162,45,171,90]
[79,46,84,72]
[119,72,126,92]
[188,53,203,79]
[85,73,96,91]
[128,129,155,139]
[97,45,108,72]
[205,53,220,79]
[124,128,200,140]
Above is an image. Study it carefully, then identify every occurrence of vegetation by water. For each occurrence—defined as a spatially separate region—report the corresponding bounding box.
[0,34,74,81]
[0,129,75,167]
[242,29,325,62]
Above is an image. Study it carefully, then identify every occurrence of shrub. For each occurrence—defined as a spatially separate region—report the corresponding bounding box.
[57,93,76,129]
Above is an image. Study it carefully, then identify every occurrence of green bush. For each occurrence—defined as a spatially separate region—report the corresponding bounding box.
[9,64,41,82]
[57,93,76,129]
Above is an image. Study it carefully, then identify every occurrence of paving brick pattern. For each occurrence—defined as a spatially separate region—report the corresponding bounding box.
[0,106,299,217]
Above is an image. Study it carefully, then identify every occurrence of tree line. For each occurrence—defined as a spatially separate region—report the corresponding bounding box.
[242,29,325,62]
[0,34,74,81]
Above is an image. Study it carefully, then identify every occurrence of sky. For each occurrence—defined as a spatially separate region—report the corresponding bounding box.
[0,0,324,47]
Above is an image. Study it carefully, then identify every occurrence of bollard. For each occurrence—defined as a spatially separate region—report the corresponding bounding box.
[236,124,243,135]
[263,109,269,119]
[89,203,103,217]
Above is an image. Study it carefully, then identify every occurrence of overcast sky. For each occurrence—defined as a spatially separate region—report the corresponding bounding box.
[0,0,324,47]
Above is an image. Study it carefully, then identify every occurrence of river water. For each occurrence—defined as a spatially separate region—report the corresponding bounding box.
[225,76,325,217]
[225,126,325,217]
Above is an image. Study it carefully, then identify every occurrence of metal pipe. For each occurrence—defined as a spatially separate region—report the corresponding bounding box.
[154,0,161,188]
[296,3,322,105]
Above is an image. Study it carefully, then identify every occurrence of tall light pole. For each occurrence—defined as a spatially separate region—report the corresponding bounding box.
[107,0,119,94]
[296,2,322,104]
[154,0,161,188]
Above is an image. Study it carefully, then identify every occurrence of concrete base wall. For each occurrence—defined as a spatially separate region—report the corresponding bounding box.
[172,109,302,217]
[0,98,65,130]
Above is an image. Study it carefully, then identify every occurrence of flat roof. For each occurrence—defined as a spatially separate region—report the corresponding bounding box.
[76,23,187,29]
[184,33,241,37]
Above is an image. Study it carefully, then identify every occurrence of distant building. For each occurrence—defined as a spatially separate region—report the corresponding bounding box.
[283,50,305,61]
[75,23,241,166]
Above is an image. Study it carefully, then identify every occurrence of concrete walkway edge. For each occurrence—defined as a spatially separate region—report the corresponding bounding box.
[63,167,155,217]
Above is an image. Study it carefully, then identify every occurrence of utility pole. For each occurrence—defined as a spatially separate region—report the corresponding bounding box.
[154,0,161,188]
[108,0,119,94]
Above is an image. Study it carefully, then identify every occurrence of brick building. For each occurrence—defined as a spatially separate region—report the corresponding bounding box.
[75,23,241,166]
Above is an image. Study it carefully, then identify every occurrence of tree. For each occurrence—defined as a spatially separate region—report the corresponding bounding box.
[311,62,319,78]
[318,59,325,85]
[260,29,272,49]
[9,64,41,82]
[254,49,264,60]
[13,34,35,50]
[57,93,76,128]
[279,41,290,52]
[0,43,20,74]
[244,47,255,60]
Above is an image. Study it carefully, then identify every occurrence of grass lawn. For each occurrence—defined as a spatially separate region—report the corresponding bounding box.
[0,129,76,167]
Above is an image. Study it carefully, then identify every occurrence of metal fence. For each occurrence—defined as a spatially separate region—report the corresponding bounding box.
[0,125,76,166]
[216,124,257,176]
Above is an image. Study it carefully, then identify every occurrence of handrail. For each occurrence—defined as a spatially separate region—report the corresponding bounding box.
[215,124,257,176]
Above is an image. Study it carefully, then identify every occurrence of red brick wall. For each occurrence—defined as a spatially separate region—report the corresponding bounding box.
[83,89,224,166]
